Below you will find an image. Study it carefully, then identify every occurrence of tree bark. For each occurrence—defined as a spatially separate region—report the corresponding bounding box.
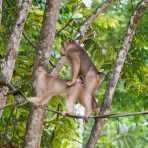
[24,0,60,147]
[0,0,32,117]
[85,0,148,147]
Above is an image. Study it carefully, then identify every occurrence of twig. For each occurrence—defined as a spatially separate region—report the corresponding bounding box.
[56,18,73,35]
[48,60,55,68]
[22,32,37,49]
[0,79,28,101]
[0,100,28,110]
[56,3,78,36]
[78,0,115,40]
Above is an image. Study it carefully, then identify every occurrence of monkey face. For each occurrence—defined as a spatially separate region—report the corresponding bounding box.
[60,40,76,56]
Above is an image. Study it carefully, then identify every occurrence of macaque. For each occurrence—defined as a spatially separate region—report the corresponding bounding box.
[29,66,97,117]
[60,40,102,112]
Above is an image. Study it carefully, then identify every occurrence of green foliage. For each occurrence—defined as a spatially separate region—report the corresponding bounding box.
[0,0,147,147]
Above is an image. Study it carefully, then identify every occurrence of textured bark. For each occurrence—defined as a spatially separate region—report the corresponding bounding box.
[85,0,148,147]
[24,0,60,147]
[35,0,60,68]
[0,0,32,116]
[0,0,2,24]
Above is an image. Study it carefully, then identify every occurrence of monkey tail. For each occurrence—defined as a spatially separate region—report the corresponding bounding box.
[92,96,98,114]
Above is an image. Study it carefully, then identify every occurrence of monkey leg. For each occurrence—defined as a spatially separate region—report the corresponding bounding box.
[85,70,99,93]
[64,98,75,115]
[64,81,81,115]
[28,93,51,106]
[84,69,99,111]
[92,96,98,114]
[82,92,93,119]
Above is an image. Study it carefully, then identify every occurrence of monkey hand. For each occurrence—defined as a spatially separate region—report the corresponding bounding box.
[66,80,76,86]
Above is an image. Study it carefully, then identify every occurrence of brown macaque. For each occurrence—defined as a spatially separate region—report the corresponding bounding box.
[60,40,102,113]
[29,66,96,118]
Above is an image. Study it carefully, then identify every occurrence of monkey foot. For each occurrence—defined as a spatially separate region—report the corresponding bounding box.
[83,116,88,123]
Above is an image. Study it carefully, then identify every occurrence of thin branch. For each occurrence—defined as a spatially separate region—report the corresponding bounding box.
[56,18,73,35]
[0,100,147,119]
[0,78,29,101]
[22,32,55,67]
[51,57,66,75]
[0,100,28,110]
[46,108,148,119]
[22,32,37,49]
[78,0,115,40]
[56,2,79,36]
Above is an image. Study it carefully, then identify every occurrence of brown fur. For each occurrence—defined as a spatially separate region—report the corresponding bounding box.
[29,66,96,117]
[60,40,102,114]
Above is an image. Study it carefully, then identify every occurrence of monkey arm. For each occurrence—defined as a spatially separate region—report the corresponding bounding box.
[71,53,80,80]
[67,53,80,86]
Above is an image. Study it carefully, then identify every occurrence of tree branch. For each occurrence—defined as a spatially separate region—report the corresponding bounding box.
[0,0,32,117]
[22,32,37,49]
[46,109,148,119]
[56,18,73,36]
[86,1,148,147]
[78,0,115,41]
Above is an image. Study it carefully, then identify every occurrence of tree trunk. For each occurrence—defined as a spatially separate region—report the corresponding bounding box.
[24,0,60,147]
[0,0,32,117]
[85,0,148,147]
